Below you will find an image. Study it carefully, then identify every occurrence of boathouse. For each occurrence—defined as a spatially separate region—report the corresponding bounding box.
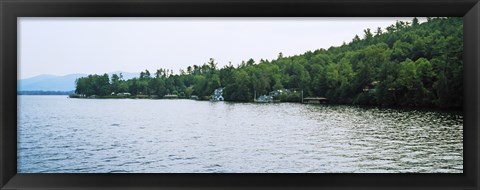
[303,97,328,104]
[212,88,224,101]
[256,95,273,103]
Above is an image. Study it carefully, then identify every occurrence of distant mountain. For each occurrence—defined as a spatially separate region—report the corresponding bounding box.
[18,72,139,91]
[18,74,58,89]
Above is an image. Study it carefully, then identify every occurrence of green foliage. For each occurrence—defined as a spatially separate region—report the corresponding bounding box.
[225,70,251,101]
[74,17,462,108]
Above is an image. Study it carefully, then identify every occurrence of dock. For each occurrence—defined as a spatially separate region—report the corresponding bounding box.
[303,97,328,104]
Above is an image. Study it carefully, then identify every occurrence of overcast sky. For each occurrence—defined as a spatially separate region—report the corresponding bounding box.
[18,17,425,79]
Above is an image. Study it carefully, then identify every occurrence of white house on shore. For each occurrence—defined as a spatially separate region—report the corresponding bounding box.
[116,92,131,96]
[212,88,224,101]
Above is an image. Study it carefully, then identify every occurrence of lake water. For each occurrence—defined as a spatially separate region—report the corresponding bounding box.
[17,95,463,173]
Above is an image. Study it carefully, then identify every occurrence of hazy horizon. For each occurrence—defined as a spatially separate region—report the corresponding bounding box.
[19,17,426,79]
[20,71,139,80]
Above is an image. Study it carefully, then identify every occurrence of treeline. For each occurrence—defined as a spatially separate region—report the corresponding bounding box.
[75,17,463,108]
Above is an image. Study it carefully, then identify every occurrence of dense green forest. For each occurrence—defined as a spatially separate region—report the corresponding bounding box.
[74,17,463,109]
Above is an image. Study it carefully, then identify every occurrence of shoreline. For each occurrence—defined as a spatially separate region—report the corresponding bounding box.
[18,94,463,113]
[64,95,464,114]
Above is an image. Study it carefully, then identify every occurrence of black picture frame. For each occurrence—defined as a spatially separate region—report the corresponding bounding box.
[1,0,479,189]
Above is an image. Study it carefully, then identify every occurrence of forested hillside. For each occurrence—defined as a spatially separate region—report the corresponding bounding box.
[75,17,463,108]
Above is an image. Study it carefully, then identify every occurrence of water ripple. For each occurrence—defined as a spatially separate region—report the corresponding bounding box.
[18,96,463,173]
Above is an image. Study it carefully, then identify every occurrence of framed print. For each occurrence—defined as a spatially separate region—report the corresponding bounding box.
[1,0,479,189]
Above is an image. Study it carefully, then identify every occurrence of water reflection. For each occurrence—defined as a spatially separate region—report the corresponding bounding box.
[18,96,463,173]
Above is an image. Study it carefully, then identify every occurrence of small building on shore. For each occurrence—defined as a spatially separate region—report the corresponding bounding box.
[211,88,224,101]
[303,97,328,104]
[363,81,379,93]
[255,95,274,103]
[164,94,179,99]
[269,89,291,97]
[117,92,131,97]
